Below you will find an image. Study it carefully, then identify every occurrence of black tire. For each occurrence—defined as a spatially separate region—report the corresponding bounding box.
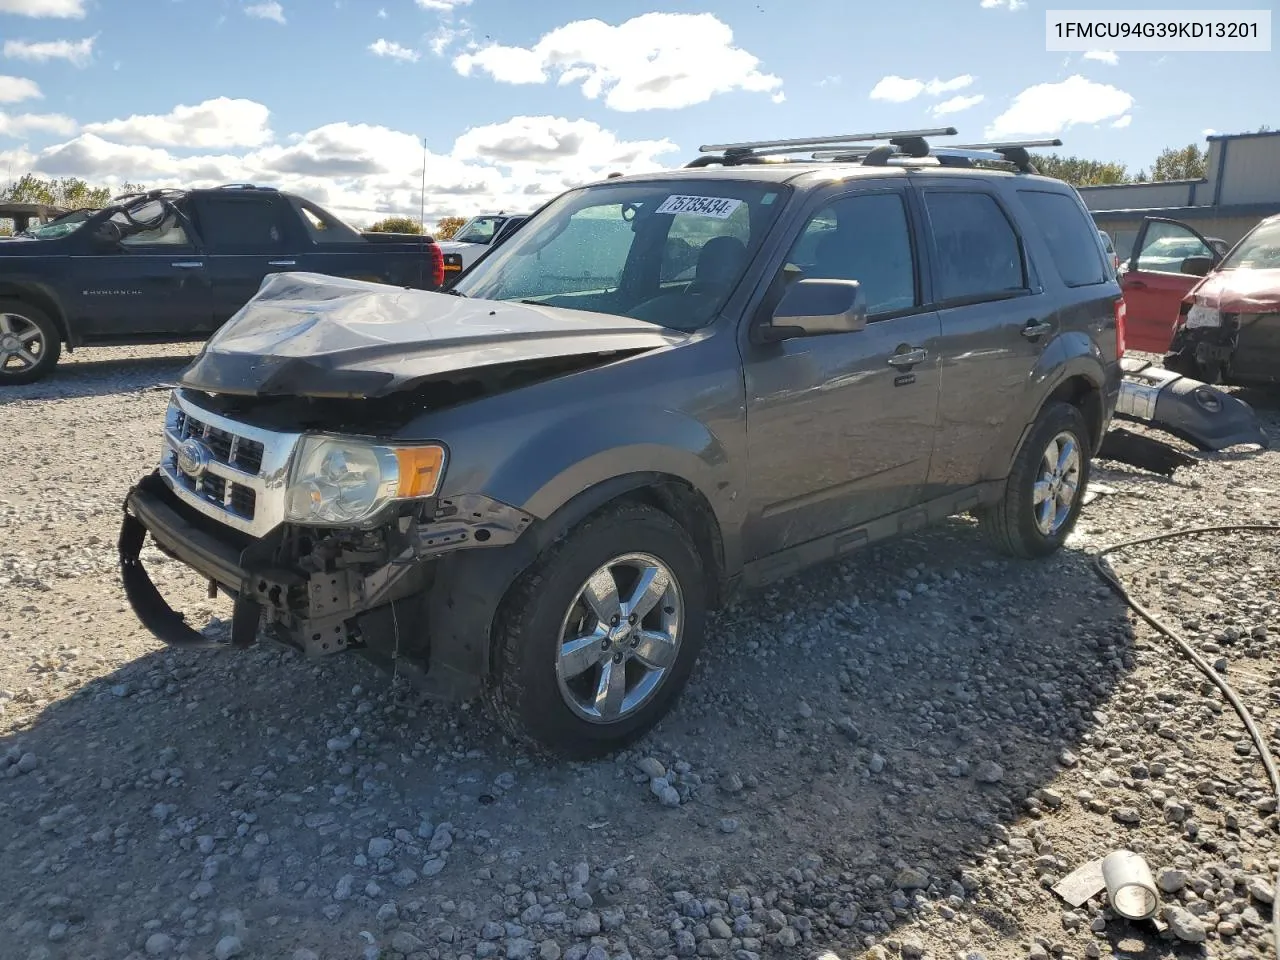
[980,402,1092,559]
[484,502,707,758]
[0,300,61,386]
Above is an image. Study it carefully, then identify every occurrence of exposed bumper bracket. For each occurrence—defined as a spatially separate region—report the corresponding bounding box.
[119,473,259,650]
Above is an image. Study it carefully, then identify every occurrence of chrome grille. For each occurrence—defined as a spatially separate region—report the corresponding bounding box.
[159,391,301,537]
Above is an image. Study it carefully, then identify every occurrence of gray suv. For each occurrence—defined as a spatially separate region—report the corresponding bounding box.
[120,128,1124,757]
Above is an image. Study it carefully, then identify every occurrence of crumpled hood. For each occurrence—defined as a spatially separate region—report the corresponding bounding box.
[179,271,687,399]
[1188,267,1280,313]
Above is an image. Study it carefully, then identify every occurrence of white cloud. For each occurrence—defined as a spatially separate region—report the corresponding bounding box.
[369,39,419,62]
[1202,127,1216,136]
[453,115,675,170]
[0,110,75,137]
[377,7,387,17]
[816,75,841,88]
[1111,115,1132,129]
[428,21,469,56]
[245,1,285,24]
[1083,50,1119,65]
[3,36,95,67]
[986,75,1134,138]
[84,97,273,148]
[933,94,985,116]
[416,0,471,10]
[0,75,41,103]
[869,74,973,103]
[453,13,782,111]
[22,109,678,227]
[980,0,1025,9]
[0,0,84,17]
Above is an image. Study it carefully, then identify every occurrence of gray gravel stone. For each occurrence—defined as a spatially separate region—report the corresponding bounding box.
[1246,876,1275,904]
[974,760,1004,783]
[1164,906,1207,942]
[144,933,174,956]
[1157,868,1188,894]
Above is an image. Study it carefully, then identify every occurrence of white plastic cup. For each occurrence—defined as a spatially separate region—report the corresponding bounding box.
[1101,850,1159,920]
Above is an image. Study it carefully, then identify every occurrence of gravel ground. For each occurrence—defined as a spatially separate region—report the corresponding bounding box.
[1,344,1277,960]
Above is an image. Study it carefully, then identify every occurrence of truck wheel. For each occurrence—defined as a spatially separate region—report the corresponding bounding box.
[0,301,61,386]
[980,402,1091,559]
[484,502,706,758]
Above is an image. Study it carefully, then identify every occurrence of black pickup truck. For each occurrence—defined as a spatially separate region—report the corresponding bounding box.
[0,184,445,384]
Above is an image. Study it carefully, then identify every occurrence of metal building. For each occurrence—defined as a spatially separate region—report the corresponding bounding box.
[1078,130,1280,260]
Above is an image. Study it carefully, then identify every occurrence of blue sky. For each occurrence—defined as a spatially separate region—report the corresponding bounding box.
[0,0,1275,224]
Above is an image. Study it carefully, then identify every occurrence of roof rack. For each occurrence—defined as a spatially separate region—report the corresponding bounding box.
[811,137,1062,173]
[686,128,958,167]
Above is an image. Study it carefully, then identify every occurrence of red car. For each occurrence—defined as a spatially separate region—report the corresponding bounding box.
[1116,217,1231,354]
[1162,212,1280,385]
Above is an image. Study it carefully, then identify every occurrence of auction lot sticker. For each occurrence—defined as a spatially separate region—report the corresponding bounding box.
[655,196,743,218]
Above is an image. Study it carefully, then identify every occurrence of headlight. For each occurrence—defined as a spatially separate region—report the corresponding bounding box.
[285,435,446,526]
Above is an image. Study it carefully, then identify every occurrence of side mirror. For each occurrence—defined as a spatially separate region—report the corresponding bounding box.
[756,278,868,344]
[1181,256,1215,277]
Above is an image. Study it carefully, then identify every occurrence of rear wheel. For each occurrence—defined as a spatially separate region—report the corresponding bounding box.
[0,301,61,386]
[484,502,706,758]
[980,402,1091,559]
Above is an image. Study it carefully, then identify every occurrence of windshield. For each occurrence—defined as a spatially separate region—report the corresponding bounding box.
[452,180,788,331]
[453,215,506,244]
[1221,219,1280,270]
[22,209,94,240]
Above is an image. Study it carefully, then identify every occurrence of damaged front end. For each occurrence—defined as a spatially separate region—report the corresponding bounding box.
[119,387,533,699]
[1114,356,1270,452]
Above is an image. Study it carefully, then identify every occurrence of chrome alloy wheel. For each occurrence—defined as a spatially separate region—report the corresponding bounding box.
[555,553,683,724]
[0,313,44,373]
[1033,430,1082,536]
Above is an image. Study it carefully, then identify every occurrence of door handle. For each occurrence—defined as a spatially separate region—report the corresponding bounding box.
[887,348,927,367]
[1124,279,1147,289]
[171,261,203,268]
[268,260,297,267]
[1021,321,1053,340]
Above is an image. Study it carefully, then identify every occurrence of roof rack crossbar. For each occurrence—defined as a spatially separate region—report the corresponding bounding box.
[697,127,957,154]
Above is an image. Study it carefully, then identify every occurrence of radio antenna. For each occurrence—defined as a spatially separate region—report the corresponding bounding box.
[419,137,427,235]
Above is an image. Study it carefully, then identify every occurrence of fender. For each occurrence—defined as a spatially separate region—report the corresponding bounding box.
[0,278,76,346]
[980,331,1112,479]
[480,403,740,529]
[423,470,723,688]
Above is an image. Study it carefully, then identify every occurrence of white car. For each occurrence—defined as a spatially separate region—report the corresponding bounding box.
[438,213,529,278]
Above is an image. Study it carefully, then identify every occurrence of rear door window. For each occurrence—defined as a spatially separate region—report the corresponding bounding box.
[192,196,288,254]
[924,191,1028,303]
[1018,190,1108,287]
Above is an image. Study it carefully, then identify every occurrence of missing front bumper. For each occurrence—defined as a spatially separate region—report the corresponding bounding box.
[119,472,422,656]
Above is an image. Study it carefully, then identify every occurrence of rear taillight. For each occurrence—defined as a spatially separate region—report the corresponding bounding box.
[1114,296,1127,358]
[427,242,445,288]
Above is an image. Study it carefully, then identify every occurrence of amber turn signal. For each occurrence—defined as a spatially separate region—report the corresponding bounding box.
[394,445,446,498]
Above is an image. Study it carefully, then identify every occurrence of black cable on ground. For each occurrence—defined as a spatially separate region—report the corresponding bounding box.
[1092,523,1280,957]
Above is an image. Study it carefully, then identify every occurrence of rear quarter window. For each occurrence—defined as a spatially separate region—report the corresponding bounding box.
[1017,189,1108,287]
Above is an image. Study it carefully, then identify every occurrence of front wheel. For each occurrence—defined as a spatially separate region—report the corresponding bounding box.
[0,301,61,386]
[980,402,1091,559]
[484,502,707,758]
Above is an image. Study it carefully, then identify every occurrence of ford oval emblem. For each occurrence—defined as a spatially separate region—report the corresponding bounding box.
[177,438,211,478]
